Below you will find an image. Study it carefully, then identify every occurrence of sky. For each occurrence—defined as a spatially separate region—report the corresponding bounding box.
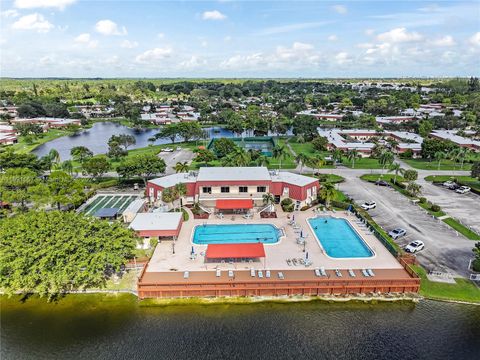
[0,0,479,78]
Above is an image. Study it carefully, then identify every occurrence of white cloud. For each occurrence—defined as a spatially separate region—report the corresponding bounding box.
[470,32,480,47]
[431,35,455,47]
[135,47,173,63]
[376,27,422,43]
[39,55,54,66]
[328,35,338,41]
[121,40,138,48]
[1,9,20,18]
[179,55,207,69]
[95,19,127,36]
[258,21,331,36]
[332,5,347,14]
[12,13,54,33]
[74,33,98,48]
[365,29,375,36]
[157,33,165,39]
[202,10,227,21]
[335,52,352,65]
[14,0,76,10]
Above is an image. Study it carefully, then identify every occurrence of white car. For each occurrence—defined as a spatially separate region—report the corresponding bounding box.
[162,147,174,152]
[361,201,376,210]
[405,240,425,253]
[388,228,406,240]
[455,186,471,194]
[443,181,455,187]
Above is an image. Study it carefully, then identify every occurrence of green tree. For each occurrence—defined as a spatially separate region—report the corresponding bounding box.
[173,161,189,173]
[347,149,360,169]
[311,136,328,152]
[471,161,480,179]
[406,182,422,197]
[295,153,309,174]
[71,146,93,163]
[116,154,166,185]
[378,150,394,172]
[319,182,336,209]
[418,120,433,138]
[213,138,237,158]
[262,192,275,206]
[272,145,289,169]
[0,168,39,210]
[434,151,446,170]
[388,162,403,184]
[37,171,85,210]
[81,155,110,180]
[0,210,137,299]
[403,169,418,182]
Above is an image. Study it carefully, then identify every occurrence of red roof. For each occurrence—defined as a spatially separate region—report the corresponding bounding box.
[216,199,253,209]
[206,243,265,259]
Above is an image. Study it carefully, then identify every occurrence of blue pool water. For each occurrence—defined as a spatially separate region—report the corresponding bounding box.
[308,217,373,258]
[192,224,281,245]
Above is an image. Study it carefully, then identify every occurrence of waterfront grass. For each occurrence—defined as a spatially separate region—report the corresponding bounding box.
[413,265,480,303]
[11,129,73,153]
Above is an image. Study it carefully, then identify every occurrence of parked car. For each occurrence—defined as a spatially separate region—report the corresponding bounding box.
[388,228,406,240]
[361,201,376,210]
[375,180,389,187]
[448,183,460,190]
[443,181,455,187]
[455,186,471,194]
[162,147,174,152]
[405,240,425,253]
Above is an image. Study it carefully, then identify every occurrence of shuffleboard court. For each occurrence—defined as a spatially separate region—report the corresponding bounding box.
[82,194,140,216]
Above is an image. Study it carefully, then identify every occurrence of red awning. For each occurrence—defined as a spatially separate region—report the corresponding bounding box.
[216,199,253,209]
[206,243,265,259]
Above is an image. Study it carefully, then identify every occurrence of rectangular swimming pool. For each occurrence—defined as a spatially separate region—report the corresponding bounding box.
[308,217,374,258]
[192,224,281,245]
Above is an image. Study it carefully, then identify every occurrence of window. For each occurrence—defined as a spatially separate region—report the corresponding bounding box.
[202,187,212,194]
[239,186,248,193]
[257,186,266,193]
[221,186,230,193]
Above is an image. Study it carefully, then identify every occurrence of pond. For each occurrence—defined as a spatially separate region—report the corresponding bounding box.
[32,122,291,160]
[1,295,479,360]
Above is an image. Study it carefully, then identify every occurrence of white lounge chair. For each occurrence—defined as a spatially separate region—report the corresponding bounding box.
[216,269,221,277]
[228,270,234,278]
[320,267,327,276]
[314,268,321,277]
[265,270,271,278]
[335,269,342,277]
[348,269,356,277]
[367,269,375,277]
[250,268,256,277]
[278,272,285,280]
[258,270,264,278]
[183,271,189,279]
[362,269,370,277]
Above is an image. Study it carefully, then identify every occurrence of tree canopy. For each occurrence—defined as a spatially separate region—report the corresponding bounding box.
[0,210,137,299]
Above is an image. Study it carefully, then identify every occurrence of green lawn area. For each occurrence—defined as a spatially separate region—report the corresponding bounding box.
[442,218,480,240]
[278,138,334,169]
[342,157,384,169]
[11,129,72,153]
[412,265,480,303]
[403,158,473,171]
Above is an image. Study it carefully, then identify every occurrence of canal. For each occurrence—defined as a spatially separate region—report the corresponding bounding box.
[1,294,479,360]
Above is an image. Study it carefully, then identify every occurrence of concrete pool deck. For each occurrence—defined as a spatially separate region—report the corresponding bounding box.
[145,207,403,273]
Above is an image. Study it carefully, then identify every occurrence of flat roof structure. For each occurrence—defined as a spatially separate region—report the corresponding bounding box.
[216,199,254,209]
[205,243,265,259]
[197,166,271,182]
[149,173,197,188]
[430,130,480,150]
[129,212,183,231]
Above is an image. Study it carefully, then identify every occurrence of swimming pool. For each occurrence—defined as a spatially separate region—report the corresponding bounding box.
[192,224,281,245]
[308,217,374,258]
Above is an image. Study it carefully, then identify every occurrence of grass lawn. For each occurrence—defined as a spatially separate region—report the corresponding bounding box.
[278,139,334,169]
[11,129,72,153]
[342,157,384,169]
[442,218,480,240]
[403,158,473,171]
[412,265,480,303]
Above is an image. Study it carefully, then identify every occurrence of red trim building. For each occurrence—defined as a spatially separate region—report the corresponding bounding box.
[129,212,183,238]
[146,167,320,211]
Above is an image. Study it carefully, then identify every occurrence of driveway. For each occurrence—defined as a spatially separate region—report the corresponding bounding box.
[158,149,195,175]
[337,176,476,277]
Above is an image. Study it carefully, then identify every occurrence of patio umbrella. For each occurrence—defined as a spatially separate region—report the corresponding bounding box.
[292,214,295,221]
[191,246,195,255]
[305,252,309,260]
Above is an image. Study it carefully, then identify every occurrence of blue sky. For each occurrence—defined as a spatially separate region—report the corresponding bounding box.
[1,0,479,77]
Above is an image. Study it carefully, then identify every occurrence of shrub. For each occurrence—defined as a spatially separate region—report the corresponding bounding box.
[281,198,294,212]
[419,197,427,204]
[431,204,441,212]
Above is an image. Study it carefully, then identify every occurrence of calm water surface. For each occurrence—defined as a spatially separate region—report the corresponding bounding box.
[1,294,479,360]
[33,122,291,160]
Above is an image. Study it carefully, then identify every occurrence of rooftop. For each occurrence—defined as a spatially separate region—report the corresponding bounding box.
[129,212,182,231]
[271,171,318,187]
[149,172,197,188]
[197,166,271,182]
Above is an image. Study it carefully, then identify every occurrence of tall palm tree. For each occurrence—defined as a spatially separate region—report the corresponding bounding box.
[457,148,469,170]
[307,155,325,175]
[174,182,187,210]
[231,147,251,167]
[434,151,446,171]
[61,160,75,176]
[379,150,394,173]
[255,155,270,167]
[388,162,403,184]
[295,153,308,174]
[448,148,461,175]
[332,149,343,165]
[173,161,189,173]
[262,193,275,210]
[347,149,359,169]
[48,149,60,164]
[320,182,336,209]
[272,145,288,170]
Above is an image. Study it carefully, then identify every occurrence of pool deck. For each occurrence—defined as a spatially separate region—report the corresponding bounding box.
[145,207,404,273]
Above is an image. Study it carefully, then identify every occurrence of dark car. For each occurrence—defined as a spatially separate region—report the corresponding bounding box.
[375,180,390,187]
[448,184,460,190]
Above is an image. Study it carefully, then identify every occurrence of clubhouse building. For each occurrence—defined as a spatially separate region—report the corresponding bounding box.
[146,167,319,212]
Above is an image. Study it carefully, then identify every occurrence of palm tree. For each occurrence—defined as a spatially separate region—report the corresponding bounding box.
[262,193,275,211]
[347,149,359,169]
[457,148,469,170]
[407,182,422,197]
[448,148,461,175]
[388,162,403,184]
[255,155,270,167]
[307,155,325,175]
[231,147,251,167]
[319,182,336,209]
[174,182,187,210]
[295,153,308,174]
[378,150,394,173]
[332,149,343,165]
[48,149,60,164]
[272,145,288,170]
[173,161,189,173]
[434,151,446,171]
[61,160,75,176]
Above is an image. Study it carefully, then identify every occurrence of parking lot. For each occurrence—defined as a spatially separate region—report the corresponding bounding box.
[339,177,476,277]
[418,179,480,234]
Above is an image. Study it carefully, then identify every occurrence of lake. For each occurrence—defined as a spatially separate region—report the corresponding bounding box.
[1,295,479,360]
[32,122,290,160]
